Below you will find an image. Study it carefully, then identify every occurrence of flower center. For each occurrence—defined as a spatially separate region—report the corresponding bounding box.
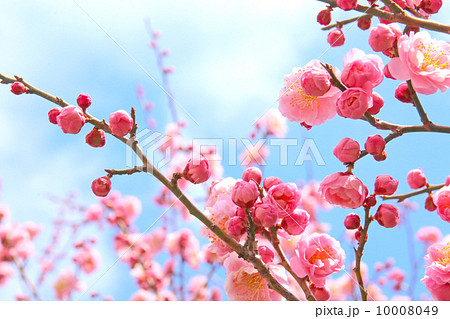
[233,271,265,300]
[435,242,450,266]
[208,214,228,244]
[284,72,319,110]
[309,245,334,264]
[418,42,448,71]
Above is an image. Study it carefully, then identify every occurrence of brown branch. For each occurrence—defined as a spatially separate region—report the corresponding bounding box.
[317,0,450,34]
[321,63,346,91]
[0,73,299,301]
[406,80,431,126]
[380,0,403,14]
[321,14,372,31]
[353,205,372,301]
[382,183,445,201]
[105,166,146,177]
[270,227,316,301]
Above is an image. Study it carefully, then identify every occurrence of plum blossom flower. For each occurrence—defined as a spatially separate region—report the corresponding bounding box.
[416,226,443,245]
[421,236,450,300]
[341,48,384,92]
[266,182,301,217]
[319,172,368,209]
[290,233,345,287]
[201,178,237,256]
[255,109,288,138]
[387,31,450,94]
[53,268,84,300]
[278,60,341,127]
[107,195,142,226]
[166,228,200,269]
[73,247,101,274]
[433,186,450,223]
[224,252,287,300]
[0,222,35,261]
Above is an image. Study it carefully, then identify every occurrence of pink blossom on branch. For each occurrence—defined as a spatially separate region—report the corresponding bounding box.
[387,31,450,94]
[434,186,450,223]
[278,60,341,127]
[341,48,384,92]
[319,172,368,209]
[224,252,287,301]
[290,233,345,287]
[421,237,450,300]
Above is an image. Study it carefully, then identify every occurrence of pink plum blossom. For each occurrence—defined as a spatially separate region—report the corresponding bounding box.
[290,233,345,287]
[109,110,133,136]
[73,247,101,274]
[278,60,341,127]
[421,237,450,300]
[417,226,442,245]
[407,168,427,189]
[266,182,301,217]
[183,154,211,184]
[57,106,86,134]
[255,109,287,137]
[374,174,399,195]
[333,138,361,163]
[319,172,368,209]
[341,48,384,92]
[53,268,84,300]
[434,186,450,222]
[387,31,450,94]
[336,87,373,119]
[224,252,287,300]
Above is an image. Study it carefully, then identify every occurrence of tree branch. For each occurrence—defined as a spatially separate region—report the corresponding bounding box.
[270,227,316,301]
[321,14,372,31]
[382,183,445,201]
[317,0,450,34]
[0,72,299,301]
[353,205,372,301]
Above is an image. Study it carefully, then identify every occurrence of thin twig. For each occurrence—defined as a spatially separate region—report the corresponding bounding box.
[321,14,372,31]
[353,205,372,301]
[382,183,445,201]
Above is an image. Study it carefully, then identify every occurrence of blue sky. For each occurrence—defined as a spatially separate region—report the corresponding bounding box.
[0,0,449,300]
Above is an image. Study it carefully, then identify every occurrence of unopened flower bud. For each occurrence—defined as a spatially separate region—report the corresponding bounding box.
[365,135,385,155]
[242,167,262,185]
[109,110,133,137]
[344,213,360,230]
[11,82,27,95]
[91,176,111,197]
[183,154,211,184]
[395,82,413,103]
[77,93,92,111]
[231,180,259,208]
[86,127,106,148]
[48,107,62,125]
[327,28,345,47]
[375,204,399,228]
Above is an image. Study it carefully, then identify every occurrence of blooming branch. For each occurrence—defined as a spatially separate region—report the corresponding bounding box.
[0,72,298,301]
[317,0,450,34]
